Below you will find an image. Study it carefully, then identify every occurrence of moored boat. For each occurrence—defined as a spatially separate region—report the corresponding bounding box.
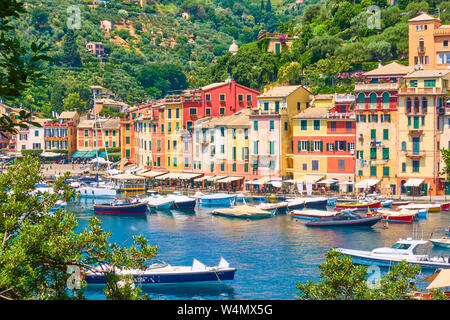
[398,203,441,213]
[367,208,418,223]
[429,237,450,249]
[335,201,381,210]
[84,257,236,284]
[77,185,117,198]
[290,209,339,220]
[441,202,450,211]
[199,193,236,206]
[380,200,393,207]
[165,192,197,210]
[144,196,174,211]
[93,201,147,215]
[287,198,306,210]
[212,204,273,219]
[257,201,288,215]
[327,198,337,206]
[303,197,328,209]
[338,238,450,270]
[305,211,382,227]
[392,201,410,206]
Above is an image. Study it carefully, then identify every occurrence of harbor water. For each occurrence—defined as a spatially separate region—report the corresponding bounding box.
[70,198,450,300]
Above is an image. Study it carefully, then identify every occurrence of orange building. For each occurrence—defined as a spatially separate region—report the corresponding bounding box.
[409,13,450,70]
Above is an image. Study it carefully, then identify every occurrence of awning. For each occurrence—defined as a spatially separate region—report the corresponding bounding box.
[206,175,227,182]
[339,181,355,185]
[317,178,339,184]
[138,170,168,178]
[72,150,98,159]
[296,174,325,184]
[178,172,203,180]
[155,172,178,180]
[110,173,145,180]
[426,269,450,289]
[251,177,272,185]
[194,175,213,182]
[355,179,380,188]
[218,176,244,183]
[403,178,424,187]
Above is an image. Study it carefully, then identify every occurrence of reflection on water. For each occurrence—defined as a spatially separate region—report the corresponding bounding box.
[70,198,450,300]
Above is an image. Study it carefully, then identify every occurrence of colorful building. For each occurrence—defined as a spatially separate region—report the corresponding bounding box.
[44,111,79,159]
[354,62,413,195]
[408,13,450,70]
[257,32,298,54]
[249,85,313,180]
[16,117,47,151]
[397,69,450,196]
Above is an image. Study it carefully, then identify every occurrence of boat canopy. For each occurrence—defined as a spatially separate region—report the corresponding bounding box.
[403,178,424,187]
[426,269,450,289]
[355,179,380,188]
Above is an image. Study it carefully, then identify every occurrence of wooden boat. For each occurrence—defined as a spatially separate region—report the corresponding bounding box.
[429,237,450,249]
[305,211,382,227]
[93,201,147,215]
[290,209,339,220]
[257,201,288,215]
[399,203,441,212]
[84,257,236,284]
[367,208,418,224]
[212,204,273,219]
[441,202,450,211]
[335,201,381,210]
[338,238,450,270]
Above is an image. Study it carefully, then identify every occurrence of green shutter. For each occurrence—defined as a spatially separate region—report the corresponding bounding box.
[319,141,323,152]
[371,129,376,140]
[383,147,389,159]
[383,129,389,140]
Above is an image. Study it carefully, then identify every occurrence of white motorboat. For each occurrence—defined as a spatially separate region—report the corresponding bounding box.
[338,238,450,270]
[76,185,117,198]
[144,196,174,210]
[398,203,440,212]
[290,209,339,220]
[164,192,197,210]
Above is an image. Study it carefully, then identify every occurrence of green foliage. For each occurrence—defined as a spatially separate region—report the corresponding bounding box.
[20,149,43,157]
[296,248,436,300]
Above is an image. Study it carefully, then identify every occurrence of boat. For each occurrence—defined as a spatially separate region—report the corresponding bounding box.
[144,196,174,211]
[338,238,450,270]
[429,237,450,249]
[77,185,117,198]
[380,199,393,207]
[212,204,273,219]
[84,257,236,284]
[303,197,329,209]
[398,203,441,213]
[327,198,337,206]
[366,208,418,224]
[252,195,266,202]
[392,201,410,206]
[290,209,339,220]
[236,193,252,202]
[305,211,382,227]
[199,193,236,206]
[335,201,381,210]
[165,192,197,210]
[440,202,450,211]
[257,201,288,215]
[287,198,306,210]
[50,200,67,213]
[93,200,147,215]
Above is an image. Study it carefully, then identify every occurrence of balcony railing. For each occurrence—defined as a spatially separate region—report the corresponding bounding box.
[354,82,399,91]
[327,112,356,119]
[398,87,445,95]
[404,150,426,157]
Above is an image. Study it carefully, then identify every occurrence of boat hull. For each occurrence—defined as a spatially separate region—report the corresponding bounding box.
[77,187,117,198]
[147,202,173,211]
[85,268,236,284]
[287,201,305,210]
[366,213,414,223]
[199,196,236,207]
[306,215,382,227]
[430,240,450,248]
[304,199,328,209]
[441,202,450,211]
[172,200,197,210]
[335,201,381,210]
[94,203,147,215]
[290,210,338,220]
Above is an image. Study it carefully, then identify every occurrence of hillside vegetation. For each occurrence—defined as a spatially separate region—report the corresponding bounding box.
[6,0,450,116]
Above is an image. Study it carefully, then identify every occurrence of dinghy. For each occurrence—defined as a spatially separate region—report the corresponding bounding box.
[84,257,236,284]
[212,204,273,219]
[429,237,450,249]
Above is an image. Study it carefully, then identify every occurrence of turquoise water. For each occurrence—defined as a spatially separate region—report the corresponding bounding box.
[71,199,450,300]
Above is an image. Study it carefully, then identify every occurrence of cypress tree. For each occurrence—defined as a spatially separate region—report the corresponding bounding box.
[62,29,82,67]
[266,0,272,12]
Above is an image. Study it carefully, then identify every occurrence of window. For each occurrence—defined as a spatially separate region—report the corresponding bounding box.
[253,141,259,153]
[383,129,389,140]
[346,122,352,132]
[297,102,301,111]
[253,120,258,131]
[220,162,225,171]
[220,108,225,115]
[189,108,197,115]
[264,102,269,111]
[382,92,390,104]
[298,141,309,151]
[125,149,130,158]
[284,122,288,130]
[205,108,211,116]
[369,93,377,104]
[371,129,376,140]
[370,147,377,159]
[311,160,319,171]
[125,136,130,144]
[232,147,236,160]
[275,101,280,113]
[330,122,336,132]
[424,79,436,87]
[275,42,281,54]
[311,140,322,152]
[205,94,211,102]
[358,93,365,104]
[244,128,248,139]
[269,141,275,155]
[301,120,307,130]
[444,40,449,48]
[382,147,389,159]
[232,128,236,139]
[176,108,180,118]
[412,160,420,172]
[238,94,243,102]
[244,163,249,172]
[232,163,237,172]
[383,167,390,177]
[303,163,307,171]
[270,120,274,131]
[219,94,225,101]
[410,80,418,87]
[246,94,252,102]
[313,120,320,131]
[338,160,345,171]
[370,166,377,177]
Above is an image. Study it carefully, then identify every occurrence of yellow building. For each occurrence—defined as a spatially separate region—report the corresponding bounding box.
[397,69,450,196]
[164,97,183,172]
[250,85,313,179]
[134,112,153,169]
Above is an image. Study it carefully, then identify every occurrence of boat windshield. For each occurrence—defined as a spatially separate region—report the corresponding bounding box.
[391,243,411,250]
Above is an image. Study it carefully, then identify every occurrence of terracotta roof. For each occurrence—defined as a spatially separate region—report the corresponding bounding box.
[363,62,414,76]
[201,82,228,91]
[404,69,450,78]
[408,13,439,22]
[292,107,329,119]
[314,94,334,100]
[214,109,251,127]
[59,111,78,119]
[258,85,307,98]
[102,118,120,129]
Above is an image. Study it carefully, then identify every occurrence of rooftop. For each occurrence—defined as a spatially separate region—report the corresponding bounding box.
[404,69,450,78]
[408,12,439,22]
[363,62,414,77]
[258,85,307,98]
[58,111,78,119]
[293,107,329,119]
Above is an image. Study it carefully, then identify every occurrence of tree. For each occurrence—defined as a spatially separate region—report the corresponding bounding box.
[62,29,82,68]
[297,248,447,300]
[0,156,158,299]
[63,92,83,112]
[266,0,272,12]
[440,148,450,179]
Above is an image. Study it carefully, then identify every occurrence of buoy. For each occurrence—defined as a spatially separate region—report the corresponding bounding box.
[296,219,298,222]
[81,206,84,210]
[246,219,249,222]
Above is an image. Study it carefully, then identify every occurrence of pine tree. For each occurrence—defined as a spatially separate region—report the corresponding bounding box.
[62,29,82,67]
[266,0,272,12]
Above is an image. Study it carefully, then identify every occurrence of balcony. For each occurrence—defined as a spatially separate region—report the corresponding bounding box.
[398,87,446,95]
[327,112,356,120]
[418,46,425,53]
[404,150,426,158]
[408,127,423,135]
[354,82,398,92]
[356,102,397,111]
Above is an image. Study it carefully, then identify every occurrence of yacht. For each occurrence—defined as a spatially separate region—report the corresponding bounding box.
[338,238,450,270]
